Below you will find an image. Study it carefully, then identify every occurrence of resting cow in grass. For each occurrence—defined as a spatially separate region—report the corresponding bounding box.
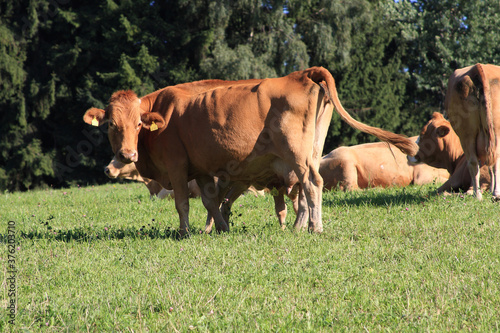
[84,67,417,236]
[408,112,491,194]
[320,138,449,191]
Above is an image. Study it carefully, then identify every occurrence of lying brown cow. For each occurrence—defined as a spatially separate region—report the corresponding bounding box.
[104,157,201,199]
[320,137,449,191]
[408,112,491,194]
[84,67,417,235]
[443,64,500,200]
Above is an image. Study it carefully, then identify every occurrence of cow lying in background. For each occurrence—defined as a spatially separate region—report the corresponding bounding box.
[408,112,491,194]
[104,157,201,199]
[320,137,449,191]
[443,64,500,200]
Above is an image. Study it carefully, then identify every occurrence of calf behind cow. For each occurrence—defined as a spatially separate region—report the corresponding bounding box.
[84,67,417,235]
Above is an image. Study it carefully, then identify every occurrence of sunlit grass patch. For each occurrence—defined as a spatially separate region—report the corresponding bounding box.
[1,183,500,331]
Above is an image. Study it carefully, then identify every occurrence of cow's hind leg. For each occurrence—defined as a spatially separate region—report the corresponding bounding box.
[293,160,324,233]
[467,157,482,200]
[491,162,500,201]
[292,187,309,231]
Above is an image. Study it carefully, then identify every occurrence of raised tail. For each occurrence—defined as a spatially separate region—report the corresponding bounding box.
[475,63,497,166]
[305,67,419,157]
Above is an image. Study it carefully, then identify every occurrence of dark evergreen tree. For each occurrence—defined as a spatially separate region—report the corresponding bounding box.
[2,0,500,191]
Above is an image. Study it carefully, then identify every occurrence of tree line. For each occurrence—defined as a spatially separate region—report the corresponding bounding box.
[1,0,500,191]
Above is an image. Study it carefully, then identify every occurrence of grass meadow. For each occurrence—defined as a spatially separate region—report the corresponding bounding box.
[1,181,500,332]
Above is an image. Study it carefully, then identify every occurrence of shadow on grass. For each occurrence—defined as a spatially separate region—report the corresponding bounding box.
[322,187,438,208]
[0,218,270,244]
[4,224,206,243]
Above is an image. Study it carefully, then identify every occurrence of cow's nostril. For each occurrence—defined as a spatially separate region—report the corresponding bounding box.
[104,167,110,175]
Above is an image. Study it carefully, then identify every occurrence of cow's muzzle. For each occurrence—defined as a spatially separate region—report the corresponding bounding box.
[104,166,118,178]
[407,154,420,165]
[117,149,138,164]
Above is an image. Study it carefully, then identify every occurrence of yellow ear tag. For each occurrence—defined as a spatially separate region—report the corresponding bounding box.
[150,121,158,132]
[91,116,99,127]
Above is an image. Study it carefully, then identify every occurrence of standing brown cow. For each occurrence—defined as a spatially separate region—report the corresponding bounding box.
[84,67,417,236]
[443,64,500,200]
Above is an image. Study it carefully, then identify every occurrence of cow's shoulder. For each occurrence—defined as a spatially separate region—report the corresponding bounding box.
[151,86,195,114]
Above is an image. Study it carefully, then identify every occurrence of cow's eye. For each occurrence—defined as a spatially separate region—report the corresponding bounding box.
[137,122,142,129]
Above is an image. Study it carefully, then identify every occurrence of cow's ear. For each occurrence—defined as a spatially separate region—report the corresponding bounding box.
[457,76,474,99]
[141,112,165,131]
[436,125,450,138]
[83,108,107,126]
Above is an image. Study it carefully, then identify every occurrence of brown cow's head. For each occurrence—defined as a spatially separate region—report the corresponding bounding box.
[407,112,461,169]
[83,90,165,164]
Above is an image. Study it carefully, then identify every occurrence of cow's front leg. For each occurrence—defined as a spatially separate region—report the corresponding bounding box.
[197,176,229,233]
[272,193,287,230]
[204,213,215,234]
[203,180,233,233]
[221,182,247,223]
[171,180,190,237]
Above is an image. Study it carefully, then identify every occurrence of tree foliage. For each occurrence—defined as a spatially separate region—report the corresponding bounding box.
[1,0,500,191]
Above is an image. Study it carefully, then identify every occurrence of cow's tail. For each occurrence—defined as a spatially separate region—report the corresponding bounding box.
[475,63,497,166]
[306,67,419,156]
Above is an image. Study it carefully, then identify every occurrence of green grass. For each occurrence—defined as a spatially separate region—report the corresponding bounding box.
[1,182,500,332]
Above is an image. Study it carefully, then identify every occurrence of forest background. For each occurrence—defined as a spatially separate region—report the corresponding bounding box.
[1,0,500,192]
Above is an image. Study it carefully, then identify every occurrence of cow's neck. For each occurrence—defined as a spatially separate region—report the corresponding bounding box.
[444,137,465,174]
[139,87,169,113]
[135,132,160,180]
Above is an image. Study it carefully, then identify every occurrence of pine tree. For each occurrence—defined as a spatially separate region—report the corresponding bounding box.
[3,0,500,191]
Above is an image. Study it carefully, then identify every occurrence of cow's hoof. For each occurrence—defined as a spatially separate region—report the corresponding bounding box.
[308,224,323,234]
[292,223,306,232]
[215,225,230,233]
